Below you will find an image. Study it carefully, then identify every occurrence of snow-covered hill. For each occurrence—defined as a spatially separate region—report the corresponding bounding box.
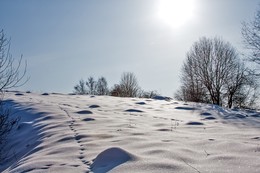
[1,92,260,173]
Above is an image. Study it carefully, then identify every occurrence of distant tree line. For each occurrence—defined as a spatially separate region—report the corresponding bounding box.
[74,72,158,98]
[74,76,109,95]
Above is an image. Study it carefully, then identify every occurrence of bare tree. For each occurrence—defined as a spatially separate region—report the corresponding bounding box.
[118,72,140,97]
[0,30,27,91]
[175,37,256,108]
[175,55,208,103]
[223,60,257,108]
[74,79,87,95]
[242,7,260,71]
[96,76,109,95]
[86,76,96,95]
[0,30,27,161]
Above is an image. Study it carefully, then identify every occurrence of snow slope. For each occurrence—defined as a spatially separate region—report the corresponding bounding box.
[0,91,260,173]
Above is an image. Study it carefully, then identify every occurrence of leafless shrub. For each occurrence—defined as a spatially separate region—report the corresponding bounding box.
[118,72,140,97]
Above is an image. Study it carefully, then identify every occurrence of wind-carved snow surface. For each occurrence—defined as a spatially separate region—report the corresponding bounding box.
[0,92,260,173]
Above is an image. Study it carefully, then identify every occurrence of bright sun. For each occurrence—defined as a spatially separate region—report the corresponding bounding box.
[158,0,195,28]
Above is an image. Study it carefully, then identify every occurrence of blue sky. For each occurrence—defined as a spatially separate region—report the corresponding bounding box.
[0,0,259,96]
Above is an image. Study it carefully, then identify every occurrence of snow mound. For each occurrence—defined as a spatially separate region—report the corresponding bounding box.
[152,95,172,101]
[91,147,135,172]
[135,102,146,105]
[76,110,93,114]
[125,109,143,113]
[175,106,196,111]
[89,105,100,108]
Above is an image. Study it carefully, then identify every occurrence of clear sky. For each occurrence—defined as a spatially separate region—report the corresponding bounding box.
[0,0,259,96]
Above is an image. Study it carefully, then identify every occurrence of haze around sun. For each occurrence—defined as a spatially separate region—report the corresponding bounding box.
[157,0,196,28]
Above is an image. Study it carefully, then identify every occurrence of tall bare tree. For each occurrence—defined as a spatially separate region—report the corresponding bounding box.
[176,54,208,103]
[242,7,260,74]
[175,37,256,108]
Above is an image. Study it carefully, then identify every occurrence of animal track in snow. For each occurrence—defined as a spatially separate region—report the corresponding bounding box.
[60,107,91,168]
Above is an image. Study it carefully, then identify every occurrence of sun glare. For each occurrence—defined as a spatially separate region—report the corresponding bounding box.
[158,0,195,28]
